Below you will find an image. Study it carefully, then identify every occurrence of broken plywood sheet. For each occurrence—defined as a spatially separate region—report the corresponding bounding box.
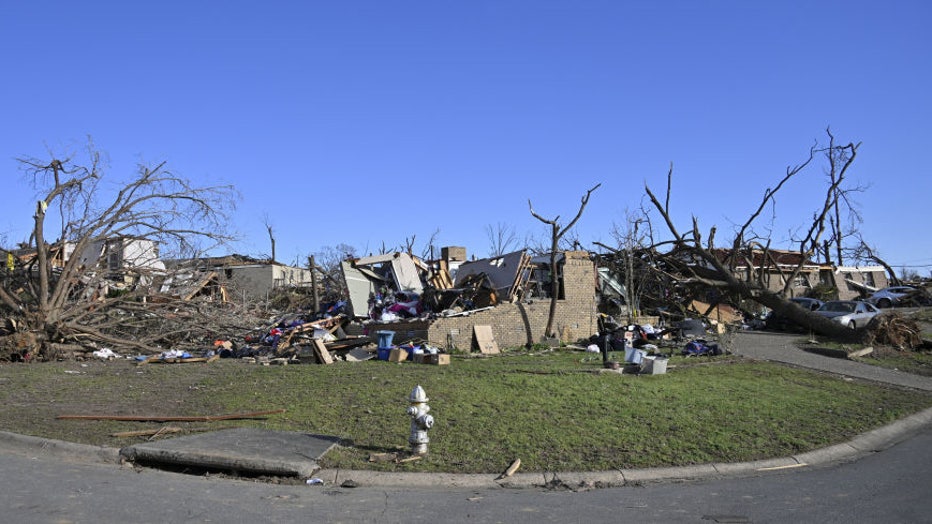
[688,300,743,324]
[352,252,424,293]
[473,325,500,354]
[341,260,378,319]
[391,255,424,293]
[345,347,375,362]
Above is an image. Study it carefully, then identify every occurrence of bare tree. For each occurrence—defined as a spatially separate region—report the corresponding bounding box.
[398,229,441,260]
[643,131,865,341]
[595,208,655,322]
[262,213,276,263]
[485,222,519,257]
[823,128,867,266]
[0,142,238,357]
[529,183,601,338]
[307,243,358,305]
[849,234,901,286]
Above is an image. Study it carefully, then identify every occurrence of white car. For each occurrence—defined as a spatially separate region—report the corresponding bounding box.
[813,300,881,329]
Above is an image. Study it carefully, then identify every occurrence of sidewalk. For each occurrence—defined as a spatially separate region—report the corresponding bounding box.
[730,331,932,392]
[2,331,931,489]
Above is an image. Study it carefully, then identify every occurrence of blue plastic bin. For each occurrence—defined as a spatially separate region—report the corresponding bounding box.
[376,330,395,349]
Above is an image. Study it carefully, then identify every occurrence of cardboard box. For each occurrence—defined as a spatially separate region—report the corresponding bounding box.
[431,354,450,366]
[388,348,409,362]
[413,353,450,365]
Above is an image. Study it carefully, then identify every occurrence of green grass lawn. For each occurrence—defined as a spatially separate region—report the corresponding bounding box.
[1,349,930,474]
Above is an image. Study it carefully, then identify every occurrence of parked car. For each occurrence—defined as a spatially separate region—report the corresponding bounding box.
[764,297,824,331]
[866,286,932,308]
[813,300,881,329]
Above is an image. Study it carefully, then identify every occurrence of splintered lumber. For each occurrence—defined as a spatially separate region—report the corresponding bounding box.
[110,425,235,438]
[57,408,286,422]
[136,355,218,365]
[497,458,521,480]
[847,347,874,359]
[111,427,184,438]
[312,339,334,364]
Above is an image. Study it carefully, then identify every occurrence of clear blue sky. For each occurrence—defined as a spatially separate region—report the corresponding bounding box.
[2,2,930,275]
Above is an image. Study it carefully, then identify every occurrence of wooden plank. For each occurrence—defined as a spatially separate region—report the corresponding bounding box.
[507,253,533,301]
[312,339,334,364]
[473,325,500,354]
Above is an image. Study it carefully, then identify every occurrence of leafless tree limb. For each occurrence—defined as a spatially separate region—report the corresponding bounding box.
[528,183,601,337]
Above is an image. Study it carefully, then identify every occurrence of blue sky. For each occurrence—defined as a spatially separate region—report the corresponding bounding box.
[2,2,930,275]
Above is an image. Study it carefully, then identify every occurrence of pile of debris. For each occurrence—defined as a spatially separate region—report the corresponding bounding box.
[341,250,538,324]
[866,313,926,350]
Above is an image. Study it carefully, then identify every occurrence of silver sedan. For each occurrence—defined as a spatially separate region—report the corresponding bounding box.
[814,300,881,329]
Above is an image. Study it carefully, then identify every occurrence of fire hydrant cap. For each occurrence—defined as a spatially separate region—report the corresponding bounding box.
[408,385,428,403]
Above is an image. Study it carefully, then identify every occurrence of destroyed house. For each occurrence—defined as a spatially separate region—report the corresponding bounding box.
[76,236,166,282]
[351,249,599,351]
[821,265,890,300]
[10,236,165,285]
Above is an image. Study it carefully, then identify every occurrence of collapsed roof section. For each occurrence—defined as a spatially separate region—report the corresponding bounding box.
[454,250,533,302]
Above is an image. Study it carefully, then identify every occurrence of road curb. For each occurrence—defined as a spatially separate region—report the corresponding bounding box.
[3,409,932,489]
[0,431,121,465]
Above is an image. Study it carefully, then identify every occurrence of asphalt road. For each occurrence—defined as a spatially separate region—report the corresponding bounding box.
[3,423,932,524]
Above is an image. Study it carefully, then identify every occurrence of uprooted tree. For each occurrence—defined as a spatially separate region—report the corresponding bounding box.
[0,142,239,359]
[643,129,870,342]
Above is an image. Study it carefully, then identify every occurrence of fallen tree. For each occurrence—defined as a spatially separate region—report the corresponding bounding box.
[0,141,242,359]
[642,130,869,342]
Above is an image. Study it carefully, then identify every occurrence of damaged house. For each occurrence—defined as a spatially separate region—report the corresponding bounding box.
[176,255,315,301]
[343,248,599,351]
[822,264,890,300]
[9,236,166,295]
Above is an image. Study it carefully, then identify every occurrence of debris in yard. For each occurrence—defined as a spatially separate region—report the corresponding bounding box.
[866,313,923,350]
[137,351,220,365]
[311,339,334,364]
[847,347,874,359]
[110,426,231,438]
[111,427,183,438]
[92,348,119,360]
[497,458,521,480]
[473,325,500,354]
[682,340,723,356]
[345,347,375,362]
[368,452,398,463]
